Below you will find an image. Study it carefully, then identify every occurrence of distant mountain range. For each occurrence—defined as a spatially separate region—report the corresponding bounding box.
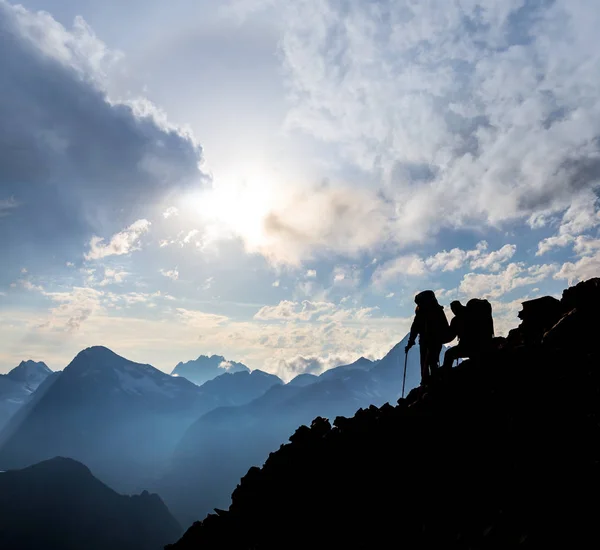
[0,347,282,494]
[171,355,249,386]
[0,456,180,550]
[0,337,443,529]
[0,361,52,431]
[158,335,441,525]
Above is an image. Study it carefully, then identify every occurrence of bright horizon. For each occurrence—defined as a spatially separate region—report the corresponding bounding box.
[1,0,599,379]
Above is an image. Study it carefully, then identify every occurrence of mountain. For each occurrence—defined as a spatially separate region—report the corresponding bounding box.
[167,278,600,550]
[317,356,375,381]
[286,373,319,387]
[0,347,281,494]
[0,360,52,431]
[158,334,435,525]
[172,355,249,386]
[0,456,181,550]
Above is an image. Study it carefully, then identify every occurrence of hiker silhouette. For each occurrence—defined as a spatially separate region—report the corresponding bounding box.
[442,298,494,369]
[405,290,451,385]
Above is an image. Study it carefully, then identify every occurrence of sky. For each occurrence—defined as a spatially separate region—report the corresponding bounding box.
[1,0,599,380]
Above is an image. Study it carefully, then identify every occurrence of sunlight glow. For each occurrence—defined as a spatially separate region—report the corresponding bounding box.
[188,165,280,250]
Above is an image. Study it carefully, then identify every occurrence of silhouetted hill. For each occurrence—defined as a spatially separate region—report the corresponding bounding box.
[168,278,600,549]
[157,334,433,525]
[0,456,180,550]
[0,347,280,493]
[172,355,249,386]
[0,360,52,431]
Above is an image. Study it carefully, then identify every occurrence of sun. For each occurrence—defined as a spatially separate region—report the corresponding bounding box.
[187,166,278,249]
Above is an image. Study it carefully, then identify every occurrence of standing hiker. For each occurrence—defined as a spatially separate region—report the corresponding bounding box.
[405,290,451,385]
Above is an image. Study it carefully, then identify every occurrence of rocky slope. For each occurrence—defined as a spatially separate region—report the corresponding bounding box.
[168,278,600,549]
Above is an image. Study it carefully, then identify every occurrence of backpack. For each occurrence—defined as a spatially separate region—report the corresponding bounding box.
[466,298,494,342]
[415,291,453,344]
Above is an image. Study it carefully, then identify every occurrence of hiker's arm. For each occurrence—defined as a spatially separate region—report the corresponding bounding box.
[407,317,419,349]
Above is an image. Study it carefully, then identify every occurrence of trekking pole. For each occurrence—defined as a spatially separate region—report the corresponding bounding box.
[402,349,408,399]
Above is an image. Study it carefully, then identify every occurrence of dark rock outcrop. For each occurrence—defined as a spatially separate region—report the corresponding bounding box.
[167,278,600,549]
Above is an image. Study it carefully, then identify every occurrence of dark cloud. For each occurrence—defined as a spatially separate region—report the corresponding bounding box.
[0,1,206,266]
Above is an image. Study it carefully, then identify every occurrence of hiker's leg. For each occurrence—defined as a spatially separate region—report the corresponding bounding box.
[428,344,442,379]
[442,346,459,370]
[443,345,465,370]
[419,345,429,384]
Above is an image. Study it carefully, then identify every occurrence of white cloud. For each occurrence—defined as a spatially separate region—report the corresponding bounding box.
[162,206,179,219]
[176,308,230,327]
[41,286,105,332]
[85,219,151,260]
[332,265,360,288]
[372,254,427,289]
[272,280,280,287]
[536,234,575,256]
[98,268,128,286]
[20,280,44,292]
[203,276,214,290]
[306,269,317,278]
[573,236,600,257]
[254,300,335,322]
[265,0,600,252]
[537,192,600,255]
[66,262,75,268]
[182,229,200,245]
[386,292,394,298]
[160,268,179,281]
[554,252,600,285]
[470,244,516,272]
[459,262,557,299]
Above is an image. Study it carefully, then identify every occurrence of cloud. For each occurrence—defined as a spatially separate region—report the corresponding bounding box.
[306,269,317,278]
[272,280,280,287]
[98,267,128,286]
[554,252,600,285]
[85,219,151,260]
[0,197,18,217]
[536,192,600,255]
[41,286,104,332]
[267,0,600,249]
[256,184,392,265]
[469,244,516,272]
[160,268,179,281]
[372,254,427,289]
[372,241,517,289]
[176,308,230,328]
[0,1,206,261]
[459,262,557,299]
[163,206,179,219]
[19,279,44,292]
[254,300,335,322]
